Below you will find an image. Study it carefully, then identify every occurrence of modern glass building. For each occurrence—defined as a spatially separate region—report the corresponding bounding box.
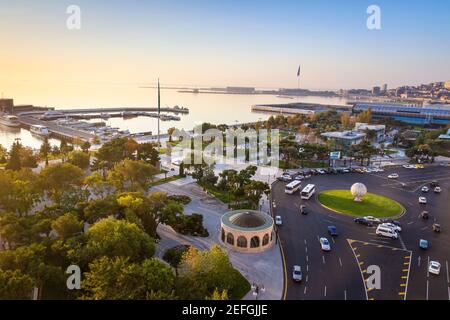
[353,103,450,125]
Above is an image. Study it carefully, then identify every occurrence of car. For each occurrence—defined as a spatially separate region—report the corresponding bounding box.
[380,223,402,232]
[428,261,441,275]
[364,216,382,224]
[420,211,429,220]
[419,196,427,204]
[281,174,292,181]
[331,168,339,175]
[294,175,303,181]
[275,216,282,226]
[388,173,399,179]
[415,164,425,169]
[380,219,401,226]
[419,239,428,249]
[434,186,442,193]
[354,218,373,226]
[421,186,429,193]
[317,169,327,175]
[432,223,441,233]
[376,225,399,239]
[327,226,338,236]
[292,265,302,282]
[403,164,415,169]
[342,168,351,173]
[430,180,439,187]
[319,237,331,251]
[299,205,308,215]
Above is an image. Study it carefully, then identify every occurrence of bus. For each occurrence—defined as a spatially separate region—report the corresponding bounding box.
[285,180,302,194]
[301,184,316,200]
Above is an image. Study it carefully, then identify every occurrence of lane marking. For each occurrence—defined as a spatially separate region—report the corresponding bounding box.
[324,286,327,297]
[426,280,429,300]
[306,255,309,262]
[339,257,343,267]
[344,290,347,300]
[306,275,308,282]
[322,256,326,264]
[446,260,449,284]
[304,286,307,295]
[347,239,368,301]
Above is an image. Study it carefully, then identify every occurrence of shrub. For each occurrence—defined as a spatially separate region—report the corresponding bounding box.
[172,214,209,237]
[167,194,192,205]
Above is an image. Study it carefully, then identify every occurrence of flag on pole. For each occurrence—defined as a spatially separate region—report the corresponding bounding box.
[297,65,301,77]
[157,78,160,114]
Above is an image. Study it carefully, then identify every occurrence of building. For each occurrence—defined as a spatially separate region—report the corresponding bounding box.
[0,98,14,113]
[354,122,386,143]
[353,103,450,126]
[382,84,388,93]
[372,86,381,96]
[445,81,450,90]
[220,210,274,253]
[321,130,366,148]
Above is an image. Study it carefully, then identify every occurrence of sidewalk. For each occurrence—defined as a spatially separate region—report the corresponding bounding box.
[153,180,283,300]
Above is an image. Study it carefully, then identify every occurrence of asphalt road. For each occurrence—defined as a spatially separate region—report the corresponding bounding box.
[272,165,450,300]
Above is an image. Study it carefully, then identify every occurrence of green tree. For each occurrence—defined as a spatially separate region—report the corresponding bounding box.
[67,150,90,169]
[108,159,158,192]
[0,269,34,300]
[81,141,91,153]
[82,218,155,263]
[6,139,23,170]
[39,137,52,167]
[40,163,85,204]
[51,213,83,240]
[136,142,160,166]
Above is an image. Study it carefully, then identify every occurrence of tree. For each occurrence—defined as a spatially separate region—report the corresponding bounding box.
[67,150,90,170]
[51,213,83,240]
[81,256,175,300]
[244,180,269,210]
[6,139,22,170]
[340,113,351,130]
[81,141,91,153]
[0,269,34,300]
[40,163,85,204]
[0,143,7,163]
[40,137,51,167]
[82,218,155,263]
[108,159,159,192]
[167,127,176,142]
[137,142,160,166]
[59,138,73,162]
[84,172,113,199]
[356,108,372,123]
[176,245,244,300]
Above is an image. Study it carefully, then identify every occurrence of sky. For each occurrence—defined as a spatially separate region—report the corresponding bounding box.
[1,0,450,93]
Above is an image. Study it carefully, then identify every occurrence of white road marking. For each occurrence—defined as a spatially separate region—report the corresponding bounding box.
[426,280,429,300]
[339,257,343,267]
[421,226,428,231]
[306,265,309,272]
[418,256,421,267]
[304,239,307,245]
[399,235,407,250]
[324,286,327,297]
[446,260,449,284]
[448,287,450,301]
[306,275,308,282]
[322,256,326,264]
[344,290,347,300]
[331,237,335,244]
[404,251,412,301]
[407,221,414,225]
[306,255,309,262]
[305,246,308,253]
[304,286,307,294]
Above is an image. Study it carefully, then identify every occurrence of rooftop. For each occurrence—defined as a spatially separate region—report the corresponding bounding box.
[321,130,366,140]
[222,210,273,231]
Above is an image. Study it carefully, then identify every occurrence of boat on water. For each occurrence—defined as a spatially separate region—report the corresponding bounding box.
[30,125,50,137]
[0,114,21,127]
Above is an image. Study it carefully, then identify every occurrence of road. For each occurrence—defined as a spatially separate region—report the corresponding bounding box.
[272,165,450,300]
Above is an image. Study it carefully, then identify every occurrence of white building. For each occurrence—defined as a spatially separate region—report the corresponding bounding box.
[354,122,386,143]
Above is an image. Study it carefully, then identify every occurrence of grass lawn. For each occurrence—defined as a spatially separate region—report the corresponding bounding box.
[149,175,182,187]
[318,190,403,218]
[230,269,251,299]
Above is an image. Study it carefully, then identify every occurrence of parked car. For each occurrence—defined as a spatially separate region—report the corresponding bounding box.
[275,216,283,226]
[419,196,427,204]
[364,216,382,224]
[421,186,429,193]
[403,164,415,169]
[419,239,428,249]
[294,175,303,181]
[342,167,351,173]
[281,174,293,181]
[319,237,331,251]
[428,261,441,275]
[354,218,373,226]
[381,219,401,226]
[388,173,399,179]
[434,186,442,193]
[292,265,303,282]
[376,225,399,239]
[327,226,338,236]
[380,223,402,233]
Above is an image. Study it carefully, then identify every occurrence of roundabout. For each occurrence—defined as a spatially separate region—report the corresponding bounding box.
[318,189,404,218]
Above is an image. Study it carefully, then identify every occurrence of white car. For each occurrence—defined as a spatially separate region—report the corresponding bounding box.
[421,186,430,193]
[388,173,399,179]
[319,237,331,251]
[434,187,442,193]
[275,216,283,226]
[419,197,427,204]
[380,223,402,233]
[403,164,415,169]
[281,174,292,181]
[428,261,441,275]
[364,216,382,224]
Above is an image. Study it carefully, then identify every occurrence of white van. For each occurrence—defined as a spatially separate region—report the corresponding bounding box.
[376,225,398,239]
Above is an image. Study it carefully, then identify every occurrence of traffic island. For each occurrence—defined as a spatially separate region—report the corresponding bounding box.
[318,190,404,218]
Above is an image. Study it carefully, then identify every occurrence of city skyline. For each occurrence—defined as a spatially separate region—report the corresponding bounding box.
[1,0,450,98]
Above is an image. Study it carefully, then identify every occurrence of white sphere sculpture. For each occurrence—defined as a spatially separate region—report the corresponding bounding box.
[351,183,367,202]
